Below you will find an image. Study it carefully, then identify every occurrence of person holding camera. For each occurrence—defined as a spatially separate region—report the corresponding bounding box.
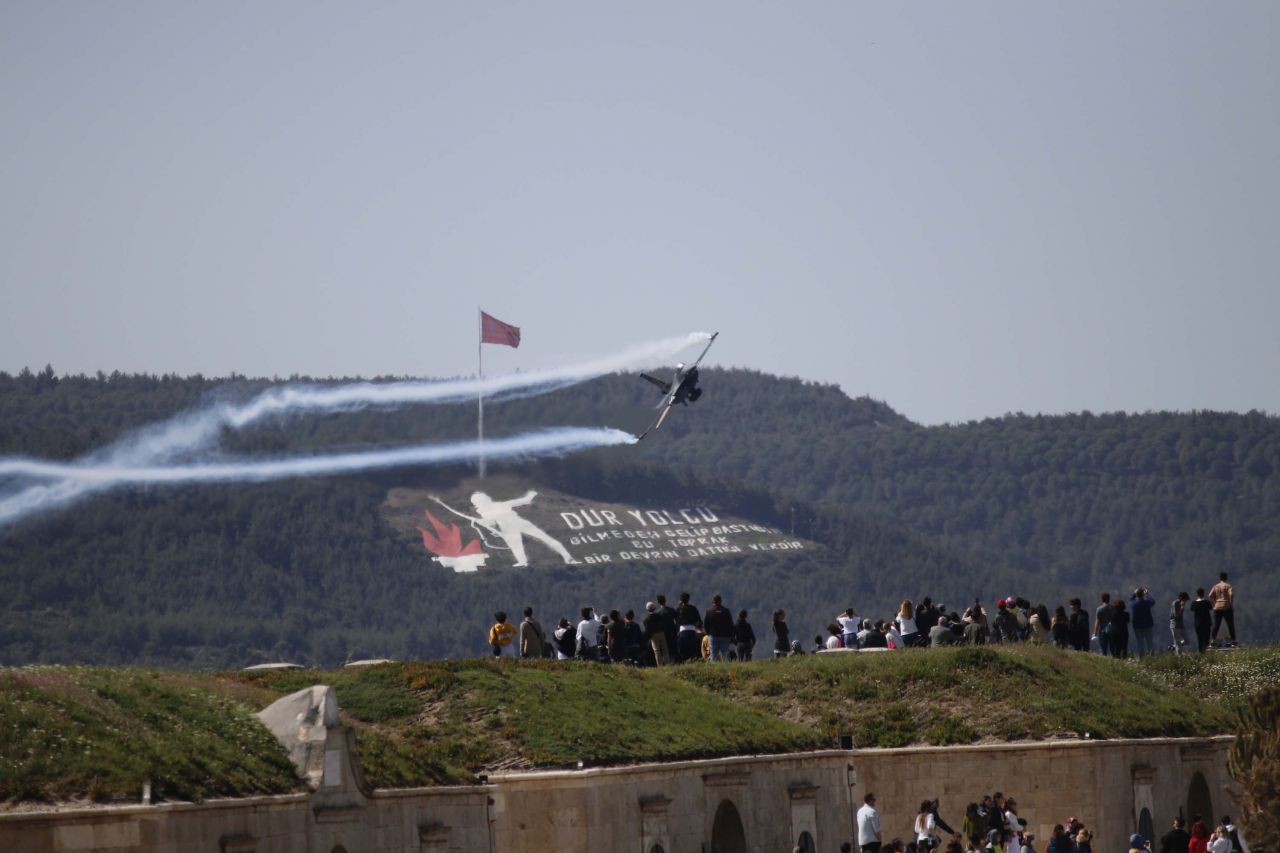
[1130,587,1157,657]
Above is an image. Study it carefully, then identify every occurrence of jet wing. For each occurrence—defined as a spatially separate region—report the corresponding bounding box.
[637,398,677,441]
[640,373,672,395]
[687,331,719,371]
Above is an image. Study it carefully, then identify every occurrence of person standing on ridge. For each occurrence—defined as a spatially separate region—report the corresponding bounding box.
[1190,588,1213,653]
[488,611,516,657]
[518,607,545,659]
[643,602,670,665]
[1209,572,1236,645]
[734,609,756,661]
[1093,593,1113,655]
[675,592,702,663]
[1068,599,1090,651]
[1169,592,1190,655]
[657,594,679,663]
[704,594,735,661]
[1130,587,1156,657]
[772,609,791,658]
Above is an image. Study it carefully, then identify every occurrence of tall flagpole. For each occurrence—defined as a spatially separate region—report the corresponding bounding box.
[477,307,485,478]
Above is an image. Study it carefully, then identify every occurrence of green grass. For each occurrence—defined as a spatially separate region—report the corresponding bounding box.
[5,646,1277,807]
[0,667,298,804]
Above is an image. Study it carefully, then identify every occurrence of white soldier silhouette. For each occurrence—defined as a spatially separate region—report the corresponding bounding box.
[435,490,579,567]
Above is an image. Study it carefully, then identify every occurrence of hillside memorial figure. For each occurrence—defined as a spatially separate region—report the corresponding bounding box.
[1209,572,1236,645]
[435,490,579,568]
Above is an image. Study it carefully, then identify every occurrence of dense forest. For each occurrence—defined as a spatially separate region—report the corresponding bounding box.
[0,366,1275,667]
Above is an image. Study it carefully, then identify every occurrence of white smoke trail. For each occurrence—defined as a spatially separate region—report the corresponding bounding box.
[0,332,709,527]
[1,428,635,487]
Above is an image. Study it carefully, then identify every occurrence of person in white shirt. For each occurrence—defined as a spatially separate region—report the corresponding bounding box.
[838,608,861,646]
[1207,827,1231,853]
[896,600,920,646]
[857,793,882,853]
[575,606,602,660]
[914,800,938,842]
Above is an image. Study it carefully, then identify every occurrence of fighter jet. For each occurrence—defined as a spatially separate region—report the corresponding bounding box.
[637,332,719,440]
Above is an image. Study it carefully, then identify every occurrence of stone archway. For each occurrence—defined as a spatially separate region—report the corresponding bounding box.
[1187,772,1214,825]
[711,799,748,853]
[797,830,817,853]
[1139,808,1154,841]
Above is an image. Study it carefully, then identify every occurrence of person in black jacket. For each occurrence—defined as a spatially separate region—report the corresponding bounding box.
[1109,600,1131,658]
[1159,818,1190,853]
[675,592,702,663]
[772,609,790,658]
[1068,599,1090,651]
[1190,589,1213,653]
[734,610,756,661]
[656,595,679,663]
[704,594,735,661]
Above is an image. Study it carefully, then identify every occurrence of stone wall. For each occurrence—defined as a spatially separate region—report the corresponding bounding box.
[0,787,493,853]
[0,737,1237,853]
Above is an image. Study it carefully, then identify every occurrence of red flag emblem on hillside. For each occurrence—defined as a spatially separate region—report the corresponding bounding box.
[417,510,484,558]
[481,311,521,348]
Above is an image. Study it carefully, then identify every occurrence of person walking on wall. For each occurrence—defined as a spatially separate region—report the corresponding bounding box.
[1209,572,1236,645]
[857,793,882,853]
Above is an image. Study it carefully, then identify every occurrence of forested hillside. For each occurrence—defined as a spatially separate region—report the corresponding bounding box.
[0,366,1275,667]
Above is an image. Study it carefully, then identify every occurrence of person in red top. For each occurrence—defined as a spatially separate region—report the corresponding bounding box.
[1188,818,1210,853]
[1208,572,1236,645]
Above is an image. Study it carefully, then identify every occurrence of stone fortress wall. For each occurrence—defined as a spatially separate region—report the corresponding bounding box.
[0,686,1238,853]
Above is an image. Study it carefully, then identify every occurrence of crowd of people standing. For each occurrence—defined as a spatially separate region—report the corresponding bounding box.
[485,573,1240,662]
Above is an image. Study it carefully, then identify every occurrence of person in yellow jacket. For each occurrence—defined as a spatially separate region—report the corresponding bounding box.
[489,611,516,657]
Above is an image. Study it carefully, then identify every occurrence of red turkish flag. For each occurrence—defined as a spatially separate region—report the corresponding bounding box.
[481,311,521,348]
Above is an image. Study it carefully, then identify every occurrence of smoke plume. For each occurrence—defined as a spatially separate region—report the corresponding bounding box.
[0,332,710,527]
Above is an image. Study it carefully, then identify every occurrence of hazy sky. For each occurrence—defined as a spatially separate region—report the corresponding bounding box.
[2,2,1276,424]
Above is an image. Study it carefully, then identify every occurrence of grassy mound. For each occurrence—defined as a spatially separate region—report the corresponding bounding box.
[0,667,298,804]
[4,646,1277,807]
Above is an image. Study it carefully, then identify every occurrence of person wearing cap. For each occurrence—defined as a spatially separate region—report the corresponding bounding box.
[642,602,670,665]
[1129,834,1149,853]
